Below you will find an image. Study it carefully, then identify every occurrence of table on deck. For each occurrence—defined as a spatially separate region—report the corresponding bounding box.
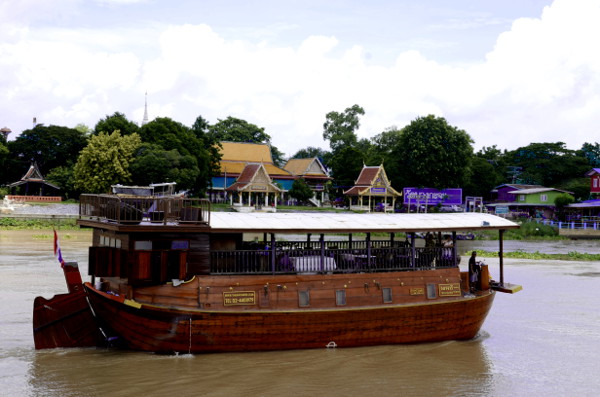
[288,256,336,273]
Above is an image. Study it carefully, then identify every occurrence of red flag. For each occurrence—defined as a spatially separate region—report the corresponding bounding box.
[53,229,65,268]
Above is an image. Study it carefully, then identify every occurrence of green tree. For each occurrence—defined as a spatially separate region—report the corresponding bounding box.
[46,165,78,200]
[73,131,141,193]
[554,193,575,221]
[580,142,600,167]
[94,112,140,136]
[329,146,364,188]
[191,115,222,181]
[505,142,589,186]
[391,115,474,189]
[288,178,315,204]
[462,157,503,199]
[140,117,213,195]
[129,143,200,191]
[208,116,285,166]
[6,124,88,184]
[322,104,364,153]
[291,146,329,159]
[0,140,8,180]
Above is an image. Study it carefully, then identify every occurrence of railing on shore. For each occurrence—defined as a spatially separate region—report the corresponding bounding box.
[79,194,210,226]
[537,218,600,230]
[210,244,458,275]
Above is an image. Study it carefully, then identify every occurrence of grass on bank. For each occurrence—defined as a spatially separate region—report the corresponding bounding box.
[465,249,600,261]
[0,218,79,230]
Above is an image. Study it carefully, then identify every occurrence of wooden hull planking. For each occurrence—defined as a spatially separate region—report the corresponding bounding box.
[85,283,495,353]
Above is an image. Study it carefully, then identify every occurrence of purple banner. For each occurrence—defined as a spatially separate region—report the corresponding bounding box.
[403,188,462,205]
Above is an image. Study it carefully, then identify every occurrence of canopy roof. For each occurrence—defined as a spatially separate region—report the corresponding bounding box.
[209,212,519,234]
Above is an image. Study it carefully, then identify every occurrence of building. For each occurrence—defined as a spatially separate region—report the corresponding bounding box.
[6,162,62,202]
[488,186,572,219]
[283,157,331,206]
[209,142,294,204]
[343,165,401,212]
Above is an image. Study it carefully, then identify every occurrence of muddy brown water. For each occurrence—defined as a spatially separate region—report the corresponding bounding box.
[1,230,599,396]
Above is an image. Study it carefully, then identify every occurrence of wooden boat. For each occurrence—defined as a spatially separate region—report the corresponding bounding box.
[34,193,521,353]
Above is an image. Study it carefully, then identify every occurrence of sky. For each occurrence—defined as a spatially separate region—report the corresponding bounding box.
[1,0,599,158]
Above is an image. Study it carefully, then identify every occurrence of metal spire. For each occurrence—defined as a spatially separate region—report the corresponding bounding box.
[142,91,149,126]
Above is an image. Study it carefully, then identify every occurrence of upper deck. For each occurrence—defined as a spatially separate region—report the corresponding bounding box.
[77,194,211,232]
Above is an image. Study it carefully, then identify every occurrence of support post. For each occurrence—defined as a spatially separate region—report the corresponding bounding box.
[499,229,505,285]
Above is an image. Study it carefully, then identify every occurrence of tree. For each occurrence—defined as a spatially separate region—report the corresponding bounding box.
[554,193,575,221]
[0,140,8,181]
[291,146,329,160]
[208,116,285,166]
[191,115,221,182]
[580,142,600,167]
[94,112,140,136]
[209,116,271,143]
[46,165,78,200]
[322,104,364,153]
[505,142,589,186]
[129,143,200,192]
[139,117,213,195]
[462,157,503,199]
[6,124,88,184]
[329,146,364,188]
[391,115,474,189]
[73,131,141,193]
[288,178,315,204]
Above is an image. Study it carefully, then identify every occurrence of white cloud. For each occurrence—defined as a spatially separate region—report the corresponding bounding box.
[2,0,600,158]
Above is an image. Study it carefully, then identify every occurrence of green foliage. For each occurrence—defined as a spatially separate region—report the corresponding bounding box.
[291,146,329,159]
[94,112,140,136]
[46,165,78,200]
[129,143,200,191]
[391,115,474,189]
[209,116,271,143]
[73,131,141,193]
[322,104,364,153]
[139,117,213,195]
[288,178,314,203]
[329,146,364,187]
[506,221,559,239]
[462,157,504,199]
[6,124,88,183]
[505,142,589,186]
[468,249,600,261]
[0,217,79,230]
[580,142,600,167]
[207,116,284,167]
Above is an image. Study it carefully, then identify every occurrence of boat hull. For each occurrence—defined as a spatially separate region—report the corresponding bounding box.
[85,283,495,353]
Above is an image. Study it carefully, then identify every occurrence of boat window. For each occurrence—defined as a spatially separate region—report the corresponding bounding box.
[115,239,122,249]
[134,241,153,250]
[172,240,189,250]
[336,290,346,306]
[426,284,437,299]
[298,290,310,307]
[382,287,392,303]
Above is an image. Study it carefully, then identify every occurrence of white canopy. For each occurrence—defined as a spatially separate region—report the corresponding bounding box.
[209,212,519,234]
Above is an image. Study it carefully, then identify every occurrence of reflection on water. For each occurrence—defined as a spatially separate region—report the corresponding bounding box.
[28,341,493,397]
[2,230,600,396]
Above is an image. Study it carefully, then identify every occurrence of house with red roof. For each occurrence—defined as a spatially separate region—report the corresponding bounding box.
[343,165,401,212]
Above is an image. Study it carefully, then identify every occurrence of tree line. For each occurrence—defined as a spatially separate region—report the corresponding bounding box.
[1,106,599,203]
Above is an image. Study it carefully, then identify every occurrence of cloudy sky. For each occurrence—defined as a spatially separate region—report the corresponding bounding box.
[1,0,599,157]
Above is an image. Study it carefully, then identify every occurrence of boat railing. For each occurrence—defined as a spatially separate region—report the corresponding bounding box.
[210,245,458,275]
[269,240,409,251]
[79,194,210,226]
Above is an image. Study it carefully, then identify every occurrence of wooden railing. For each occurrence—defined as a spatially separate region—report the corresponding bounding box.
[79,194,210,226]
[210,245,458,275]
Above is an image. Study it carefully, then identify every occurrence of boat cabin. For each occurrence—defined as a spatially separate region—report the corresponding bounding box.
[78,193,517,291]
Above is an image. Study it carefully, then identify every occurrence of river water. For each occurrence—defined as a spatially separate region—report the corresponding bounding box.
[1,230,599,396]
